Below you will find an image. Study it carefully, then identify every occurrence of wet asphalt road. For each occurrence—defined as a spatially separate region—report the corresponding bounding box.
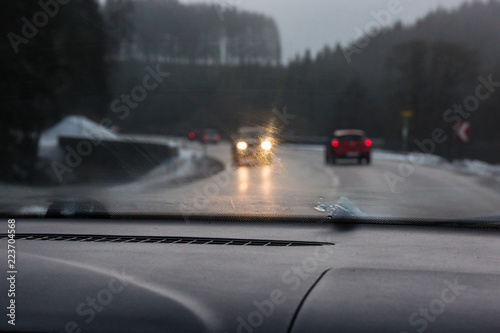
[105,142,500,219]
[4,141,500,220]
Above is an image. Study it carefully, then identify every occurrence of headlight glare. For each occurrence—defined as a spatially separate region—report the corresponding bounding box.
[261,141,272,150]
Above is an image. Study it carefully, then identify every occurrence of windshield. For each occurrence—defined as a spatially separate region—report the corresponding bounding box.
[338,135,363,141]
[237,127,266,139]
[2,0,500,221]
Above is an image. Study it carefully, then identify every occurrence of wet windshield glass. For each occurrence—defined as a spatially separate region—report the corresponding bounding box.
[2,0,500,220]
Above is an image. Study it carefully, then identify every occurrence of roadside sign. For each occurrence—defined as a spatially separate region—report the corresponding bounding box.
[456,122,471,143]
[401,110,412,152]
[401,110,413,118]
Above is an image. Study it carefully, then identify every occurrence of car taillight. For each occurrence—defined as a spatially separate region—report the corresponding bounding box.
[188,132,196,140]
[215,134,221,141]
[331,140,339,148]
[365,139,372,147]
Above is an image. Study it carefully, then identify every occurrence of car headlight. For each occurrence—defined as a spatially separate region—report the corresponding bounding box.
[237,141,248,150]
[261,141,272,150]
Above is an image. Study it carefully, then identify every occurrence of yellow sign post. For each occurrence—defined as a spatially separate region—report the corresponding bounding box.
[401,111,413,152]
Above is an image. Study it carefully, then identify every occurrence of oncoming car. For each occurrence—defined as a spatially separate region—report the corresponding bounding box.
[232,127,274,165]
[325,129,372,165]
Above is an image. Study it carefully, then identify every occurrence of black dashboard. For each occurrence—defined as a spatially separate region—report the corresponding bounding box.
[1,218,500,332]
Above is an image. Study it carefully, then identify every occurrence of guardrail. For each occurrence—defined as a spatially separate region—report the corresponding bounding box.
[59,137,178,181]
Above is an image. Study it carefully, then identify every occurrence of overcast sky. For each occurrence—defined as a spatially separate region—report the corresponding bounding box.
[180,0,475,62]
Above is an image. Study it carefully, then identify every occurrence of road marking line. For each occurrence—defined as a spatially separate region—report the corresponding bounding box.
[230,198,237,211]
[325,167,340,187]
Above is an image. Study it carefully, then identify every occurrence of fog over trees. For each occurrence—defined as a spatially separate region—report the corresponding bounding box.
[106,1,500,145]
[104,0,281,65]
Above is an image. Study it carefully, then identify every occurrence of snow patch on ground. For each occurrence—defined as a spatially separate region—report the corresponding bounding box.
[373,150,446,166]
[40,115,118,145]
[38,116,183,163]
[450,159,500,177]
[373,150,500,178]
[36,116,224,188]
[107,148,224,193]
[289,144,500,179]
[38,115,119,160]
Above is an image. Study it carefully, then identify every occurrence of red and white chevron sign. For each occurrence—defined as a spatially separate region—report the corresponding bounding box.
[456,122,471,143]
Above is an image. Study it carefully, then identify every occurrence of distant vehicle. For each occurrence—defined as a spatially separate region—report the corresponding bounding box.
[187,129,221,144]
[325,129,372,165]
[187,129,201,141]
[232,127,274,165]
[201,129,221,144]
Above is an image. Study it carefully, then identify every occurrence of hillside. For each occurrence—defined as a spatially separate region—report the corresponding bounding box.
[104,0,281,65]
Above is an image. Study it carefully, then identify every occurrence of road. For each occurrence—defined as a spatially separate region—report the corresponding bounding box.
[3,141,500,219]
[103,142,500,219]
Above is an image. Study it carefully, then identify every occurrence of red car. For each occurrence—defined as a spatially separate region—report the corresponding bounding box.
[325,129,372,164]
